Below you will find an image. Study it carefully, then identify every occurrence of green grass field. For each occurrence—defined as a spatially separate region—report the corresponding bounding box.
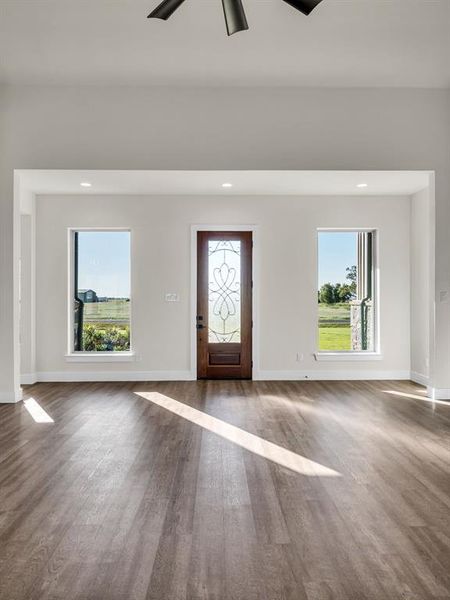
[81,300,131,351]
[83,299,130,324]
[319,326,351,350]
[318,303,351,350]
[318,303,350,324]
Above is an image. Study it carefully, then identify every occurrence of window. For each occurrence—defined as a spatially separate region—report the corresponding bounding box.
[72,230,131,353]
[317,230,375,353]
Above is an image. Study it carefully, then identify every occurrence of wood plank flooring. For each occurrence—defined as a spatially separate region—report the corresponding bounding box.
[0,380,449,600]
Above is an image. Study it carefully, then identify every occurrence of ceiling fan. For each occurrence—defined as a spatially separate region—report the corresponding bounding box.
[148,0,324,36]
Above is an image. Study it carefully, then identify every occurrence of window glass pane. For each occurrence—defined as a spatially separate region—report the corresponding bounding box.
[208,240,241,343]
[74,231,130,352]
[318,231,374,352]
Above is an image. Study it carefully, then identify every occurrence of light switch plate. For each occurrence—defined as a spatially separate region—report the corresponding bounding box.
[165,293,180,302]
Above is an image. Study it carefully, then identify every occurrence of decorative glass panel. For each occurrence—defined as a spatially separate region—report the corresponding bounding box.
[208,240,241,343]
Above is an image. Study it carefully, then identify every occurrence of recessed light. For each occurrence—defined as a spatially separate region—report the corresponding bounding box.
[222,183,233,188]
[80,182,92,188]
[357,183,368,189]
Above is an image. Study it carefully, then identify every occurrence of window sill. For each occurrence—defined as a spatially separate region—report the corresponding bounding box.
[315,352,383,362]
[65,352,136,363]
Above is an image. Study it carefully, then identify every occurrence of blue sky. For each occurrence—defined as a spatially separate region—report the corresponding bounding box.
[77,231,130,297]
[318,232,357,287]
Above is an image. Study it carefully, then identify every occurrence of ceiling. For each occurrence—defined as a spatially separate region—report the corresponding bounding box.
[17,170,431,200]
[1,0,449,87]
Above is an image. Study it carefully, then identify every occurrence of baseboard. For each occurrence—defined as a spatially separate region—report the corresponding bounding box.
[33,370,195,383]
[19,368,432,386]
[410,371,429,387]
[21,373,38,385]
[0,389,23,403]
[427,387,450,401]
[253,370,411,381]
[26,369,413,384]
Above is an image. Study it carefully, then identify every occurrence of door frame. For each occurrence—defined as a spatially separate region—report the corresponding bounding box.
[190,225,259,380]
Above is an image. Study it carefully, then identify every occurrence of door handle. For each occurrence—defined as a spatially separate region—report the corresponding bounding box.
[196,323,204,330]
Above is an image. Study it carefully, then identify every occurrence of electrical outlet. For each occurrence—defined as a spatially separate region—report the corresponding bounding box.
[165,293,180,302]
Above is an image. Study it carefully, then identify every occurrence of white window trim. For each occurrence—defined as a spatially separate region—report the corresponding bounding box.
[67,227,133,359]
[315,351,383,362]
[65,352,135,363]
[316,227,380,356]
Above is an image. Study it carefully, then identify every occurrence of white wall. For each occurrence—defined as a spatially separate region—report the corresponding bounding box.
[33,193,411,380]
[410,188,431,385]
[1,86,449,399]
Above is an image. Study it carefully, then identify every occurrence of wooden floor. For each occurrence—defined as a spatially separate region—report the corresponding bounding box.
[0,380,449,600]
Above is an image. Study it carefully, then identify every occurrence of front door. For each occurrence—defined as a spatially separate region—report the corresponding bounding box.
[197,231,252,379]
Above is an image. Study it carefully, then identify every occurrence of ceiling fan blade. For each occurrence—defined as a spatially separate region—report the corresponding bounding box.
[147,0,187,20]
[222,0,249,36]
[281,0,323,16]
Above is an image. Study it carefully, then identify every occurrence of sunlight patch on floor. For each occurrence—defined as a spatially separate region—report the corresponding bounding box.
[135,391,340,477]
[24,398,54,423]
[383,390,450,406]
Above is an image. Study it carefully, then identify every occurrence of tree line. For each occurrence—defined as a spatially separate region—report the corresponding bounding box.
[318,265,357,304]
